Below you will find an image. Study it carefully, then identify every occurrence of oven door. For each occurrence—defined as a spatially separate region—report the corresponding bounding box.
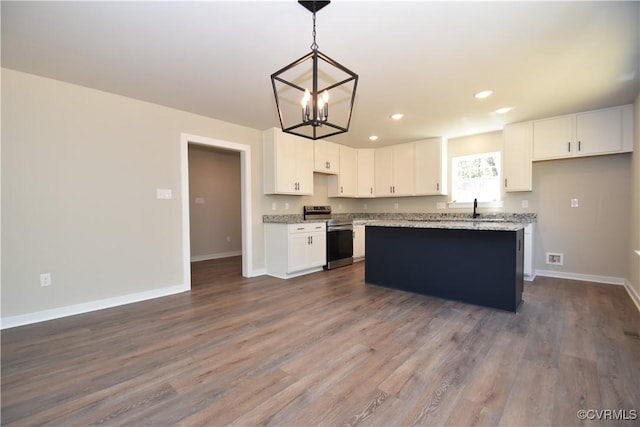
[325,225,354,269]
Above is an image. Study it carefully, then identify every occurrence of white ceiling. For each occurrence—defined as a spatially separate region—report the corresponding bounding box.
[2,1,639,148]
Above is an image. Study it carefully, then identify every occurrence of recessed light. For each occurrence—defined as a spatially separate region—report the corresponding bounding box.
[474,90,493,99]
[390,113,404,120]
[369,135,378,141]
[495,107,513,114]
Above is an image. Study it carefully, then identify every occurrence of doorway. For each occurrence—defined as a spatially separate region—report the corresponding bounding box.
[180,133,253,290]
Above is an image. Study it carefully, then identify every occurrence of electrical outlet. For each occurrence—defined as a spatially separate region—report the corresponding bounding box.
[436,202,446,209]
[571,198,579,208]
[363,203,368,210]
[522,200,529,208]
[546,252,564,266]
[271,202,276,211]
[394,203,399,210]
[338,204,343,210]
[226,236,231,243]
[40,273,52,287]
[285,202,289,210]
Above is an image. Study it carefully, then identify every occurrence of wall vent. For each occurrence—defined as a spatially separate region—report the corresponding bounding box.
[546,252,564,266]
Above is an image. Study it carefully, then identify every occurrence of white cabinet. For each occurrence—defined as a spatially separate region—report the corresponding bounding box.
[503,122,533,192]
[375,142,415,196]
[524,223,535,281]
[314,139,340,174]
[414,137,448,195]
[532,104,633,161]
[356,149,375,198]
[265,222,326,279]
[263,128,314,195]
[353,223,365,260]
[328,145,357,197]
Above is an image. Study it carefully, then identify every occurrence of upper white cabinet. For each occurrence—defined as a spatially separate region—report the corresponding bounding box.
[328,145,357,197]
[375,142,415,197]
[414,137,448,195]
[532,104,633,161]
[503,122,533,192]
[263,128,314,195]
[356,149,375,198]
[314,139,340,174]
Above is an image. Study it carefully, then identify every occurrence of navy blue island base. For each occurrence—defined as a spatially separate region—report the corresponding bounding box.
[364,225,524,312]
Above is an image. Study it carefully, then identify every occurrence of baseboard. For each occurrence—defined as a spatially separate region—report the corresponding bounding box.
[247,268,266,278]
[1,284,189,330]
[535,269,625,286]
[190,250,242,262]
[624,279,640,312]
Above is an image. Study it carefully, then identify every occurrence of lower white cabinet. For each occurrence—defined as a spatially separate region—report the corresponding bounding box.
[265,222,326,279]
[353,224,365,260]
[524,223,535,281]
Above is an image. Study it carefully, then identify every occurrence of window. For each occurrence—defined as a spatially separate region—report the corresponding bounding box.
[451,152,501,203]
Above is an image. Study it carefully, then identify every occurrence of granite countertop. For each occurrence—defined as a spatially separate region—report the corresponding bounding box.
[263,212,537,225]
[365,219,526,232]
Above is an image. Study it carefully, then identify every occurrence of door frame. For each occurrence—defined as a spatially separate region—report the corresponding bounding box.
[180,133,253,288]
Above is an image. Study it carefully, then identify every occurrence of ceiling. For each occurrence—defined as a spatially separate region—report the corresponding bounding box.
[2,1,639,148]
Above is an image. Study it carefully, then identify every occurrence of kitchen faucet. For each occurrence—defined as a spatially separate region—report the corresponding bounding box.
[473,198,480,218]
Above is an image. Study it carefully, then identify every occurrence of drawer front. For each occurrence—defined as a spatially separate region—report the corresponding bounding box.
[288,222,326,234]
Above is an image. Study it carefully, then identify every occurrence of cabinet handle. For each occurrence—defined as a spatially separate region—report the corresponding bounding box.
[370,187,373,195]
[353,231,355,238]
[297,227,305,230]
[307,236,311,244]
[340,186,343,193]
[436,183,440,191]
[578,140,581,151]
[505,178,508,188]
[315,226,323,229]
[568,142,571,152]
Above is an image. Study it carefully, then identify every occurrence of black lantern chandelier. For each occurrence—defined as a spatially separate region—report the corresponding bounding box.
[271,1,358,140]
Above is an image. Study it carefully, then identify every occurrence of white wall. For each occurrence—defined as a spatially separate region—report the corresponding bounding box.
[1,68,264,323]
[628,91,640,307]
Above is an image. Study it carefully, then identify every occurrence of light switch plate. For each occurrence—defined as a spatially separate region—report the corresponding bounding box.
[195,197,205,204]
[436,202,446,209]
[571,198,579,208]
[157,189,172,200]
[522,200,529,208]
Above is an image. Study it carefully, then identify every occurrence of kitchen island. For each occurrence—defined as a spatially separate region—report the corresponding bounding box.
[365,220,525,312]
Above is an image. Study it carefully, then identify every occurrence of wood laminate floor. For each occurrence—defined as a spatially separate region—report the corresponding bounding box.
[2,257,639,426]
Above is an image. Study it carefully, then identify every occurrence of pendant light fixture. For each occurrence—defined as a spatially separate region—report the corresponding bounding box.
[271,1,358,140]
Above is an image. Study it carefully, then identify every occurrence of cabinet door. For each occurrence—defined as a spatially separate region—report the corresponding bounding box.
[356,149,375,197]
[414,138,447,195]
[393,143,415,196]
[353,225,365,259]
[503,122,532,192]
[307,231,327,268]
[288,233,311,273]
[374,146,394,196]
[328,145,357,197]
[576,107,623,156]
[532,115,575,160]
[294,137,314,195]
[314,140,340,174]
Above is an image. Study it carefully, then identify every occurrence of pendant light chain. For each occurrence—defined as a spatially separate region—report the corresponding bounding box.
[310,12,318,51]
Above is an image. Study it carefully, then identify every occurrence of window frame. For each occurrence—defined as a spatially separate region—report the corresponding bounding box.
[448,151,503,209]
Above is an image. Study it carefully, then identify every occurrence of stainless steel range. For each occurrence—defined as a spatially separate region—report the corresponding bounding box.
[303,206,354,270]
